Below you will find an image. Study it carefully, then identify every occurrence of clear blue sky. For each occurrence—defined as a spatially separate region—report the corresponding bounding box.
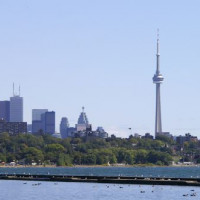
[0,0,200,137]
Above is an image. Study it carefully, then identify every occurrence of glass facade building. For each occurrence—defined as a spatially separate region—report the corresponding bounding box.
[10,96,23,122]
[0,101,10,122]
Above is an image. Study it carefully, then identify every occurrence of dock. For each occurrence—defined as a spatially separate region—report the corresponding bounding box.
[0,174,200,186]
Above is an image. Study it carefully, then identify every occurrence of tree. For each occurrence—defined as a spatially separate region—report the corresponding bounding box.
[73,153,82,165]
[147,150,172,165]
[82,154,96,165]
[57,154,72,166]
[156,135,174,145]
[46,144,65,153]
[124,150,136,165]
[135,149,148,164]
[23,147,44,164]
[0,153,6,162]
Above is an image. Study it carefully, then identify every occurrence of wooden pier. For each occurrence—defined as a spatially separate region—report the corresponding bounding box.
[0,174,200,186]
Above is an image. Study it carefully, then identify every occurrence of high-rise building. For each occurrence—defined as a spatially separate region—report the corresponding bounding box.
[32,109,48,121]
[60,117,69,139]
[152,32,164,137]
[0,101,10,122]
[76,107,92,131]
[32,120,43,133]
[32,110,55,134]
[41,111,55,134]
[10,95,23,122]
[32,109,48,133]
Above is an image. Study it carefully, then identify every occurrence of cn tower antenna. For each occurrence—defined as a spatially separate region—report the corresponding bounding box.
[13,83,15,96]
[19,85,21,96]
[157,28,159,41]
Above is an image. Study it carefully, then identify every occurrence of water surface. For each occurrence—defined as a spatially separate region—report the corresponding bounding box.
[0,180,199,200]
[0,166,200,178]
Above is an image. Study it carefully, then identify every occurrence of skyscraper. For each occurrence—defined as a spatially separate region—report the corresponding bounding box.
[60,117,69,139]
[32,120,43,134]
[76,107,92,131]
[10,96,23,122]
[0,101,10,122]
[41,111,55,134]
[32,109,48,121]
[152,32,164,137]
[32,109,48,133]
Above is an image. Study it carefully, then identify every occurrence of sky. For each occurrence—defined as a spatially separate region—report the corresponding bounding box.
[0,0,200,138]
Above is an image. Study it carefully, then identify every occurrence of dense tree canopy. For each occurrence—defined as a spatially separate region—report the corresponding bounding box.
[0,133,195,166]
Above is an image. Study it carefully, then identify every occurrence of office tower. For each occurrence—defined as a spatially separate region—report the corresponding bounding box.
[60,117,69,139]
[32,109,48,121]
[152,32,164,137]
[0,101,10,122]
[32,109,48,133]
[32,120,43,134]
[10,95,23,122]
[41,111,55,134]
[76,107,92,131]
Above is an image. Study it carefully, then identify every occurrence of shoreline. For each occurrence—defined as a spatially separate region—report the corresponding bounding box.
[0,164,199,168]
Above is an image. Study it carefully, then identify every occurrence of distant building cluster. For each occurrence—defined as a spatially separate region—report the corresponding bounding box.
[131,132,199,146]
[60,107,108,139]
[0,84,198,142]
[0,85,108,138]
[0,35,199,142]
[31,106,108,139]
[0,85,26,134]
[176,133,198,145]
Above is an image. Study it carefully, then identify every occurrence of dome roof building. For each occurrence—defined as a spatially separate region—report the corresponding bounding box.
[77,107,89,125]
[76,107,92,132]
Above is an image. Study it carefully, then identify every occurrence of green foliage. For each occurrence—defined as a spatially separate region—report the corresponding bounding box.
[0,132,188,166]
[0,153,6,162]
[147,150,172,165]
[156,135,174,145]
[57,154,72,166]
[82,154,96,165]
[22,147,44,164]
[73,153,82,165]
[46,144,65,153]
[135,149,148,164]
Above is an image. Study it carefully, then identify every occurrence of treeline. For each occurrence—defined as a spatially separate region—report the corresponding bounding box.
[0,133,178,166]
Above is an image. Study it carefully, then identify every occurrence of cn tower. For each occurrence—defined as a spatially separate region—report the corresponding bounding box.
[153,31,164,137]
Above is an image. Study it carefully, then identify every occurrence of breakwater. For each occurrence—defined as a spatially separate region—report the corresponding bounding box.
[1,174,200,186]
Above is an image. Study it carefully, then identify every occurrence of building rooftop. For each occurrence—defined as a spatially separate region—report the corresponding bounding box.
[77,107,89,125]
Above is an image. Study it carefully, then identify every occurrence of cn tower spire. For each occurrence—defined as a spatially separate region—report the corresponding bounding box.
[153,30,164,137]
[156,29,160,74]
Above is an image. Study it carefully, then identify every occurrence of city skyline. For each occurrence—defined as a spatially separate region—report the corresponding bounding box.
[0,1,200,137]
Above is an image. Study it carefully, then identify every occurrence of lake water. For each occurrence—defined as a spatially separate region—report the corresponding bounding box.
[1,167,200,200]
[0,166,200,178]
[0,180,199,200]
